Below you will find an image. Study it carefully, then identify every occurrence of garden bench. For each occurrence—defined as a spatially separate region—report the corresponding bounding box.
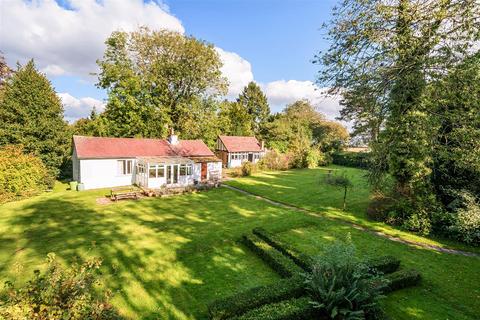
[110,187,140,201]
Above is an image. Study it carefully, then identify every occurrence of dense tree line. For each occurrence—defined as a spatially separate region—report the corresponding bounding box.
[0,28,349,201]
[318,0,480,243]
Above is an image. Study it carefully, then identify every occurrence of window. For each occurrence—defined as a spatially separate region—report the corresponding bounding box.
[158,165,165,177]
[118,160,132,175]
[149,167,157,178]
[187,164,192,175]
[180,164,186,176]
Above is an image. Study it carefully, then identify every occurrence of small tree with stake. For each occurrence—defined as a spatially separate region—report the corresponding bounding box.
[325,173,353,211]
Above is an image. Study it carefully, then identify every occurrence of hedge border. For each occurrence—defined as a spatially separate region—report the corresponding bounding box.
[242,233,304,278]
[207,275,305,320]
[365,256,401,275]
[381,269,421,293]
[229,297,315,320]
[252,227,314,272]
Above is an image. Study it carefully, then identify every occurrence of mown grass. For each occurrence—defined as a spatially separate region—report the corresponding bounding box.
[225,165,480,254]
[0,166,478,319]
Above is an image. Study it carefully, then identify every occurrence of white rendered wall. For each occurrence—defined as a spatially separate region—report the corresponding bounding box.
[207,161,222,180]
[79,158,135,190]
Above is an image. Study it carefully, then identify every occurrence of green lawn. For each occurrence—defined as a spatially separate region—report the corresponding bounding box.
[225,165,480,254]
[0,166,479,319]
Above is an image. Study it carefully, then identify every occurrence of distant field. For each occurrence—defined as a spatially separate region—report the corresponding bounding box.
[0,165,478,319]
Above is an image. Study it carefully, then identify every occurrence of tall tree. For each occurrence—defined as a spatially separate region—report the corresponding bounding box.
[0,60,69,177]
[218,100,254,137]
[317,0,480,233]
[236,82,270,136]
[97,27,227,138]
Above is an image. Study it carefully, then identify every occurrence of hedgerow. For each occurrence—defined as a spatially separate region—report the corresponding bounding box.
[380,269,421,293]
[365,256,400,275]
[242,234,303,278]
[229,297,315,320]
[332,151,370,169]
[252,227,314,271]
[207,275,305,320]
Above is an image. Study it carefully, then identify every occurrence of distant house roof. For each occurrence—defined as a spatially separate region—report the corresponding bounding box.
[218,135,263,152]
[73,136,214,159]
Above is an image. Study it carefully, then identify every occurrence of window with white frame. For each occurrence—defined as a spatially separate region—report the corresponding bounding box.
[118,160,133,175]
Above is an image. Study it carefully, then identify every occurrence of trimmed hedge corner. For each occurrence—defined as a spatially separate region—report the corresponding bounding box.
[366,255,401,275]
[229,297,315,320]
[207,276,305,320]
[242,233,303,278]
[381,269,421,293]
[252,227,315,271]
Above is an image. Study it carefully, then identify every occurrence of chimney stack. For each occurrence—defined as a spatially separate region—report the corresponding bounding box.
[260,140,265,150]
[168,127,179,145]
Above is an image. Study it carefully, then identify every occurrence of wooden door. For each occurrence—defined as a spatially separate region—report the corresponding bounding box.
[201,162,207,180]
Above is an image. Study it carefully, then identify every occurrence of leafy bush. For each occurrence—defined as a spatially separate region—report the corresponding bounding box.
[0,145,53,203]
[208,275,305,320]
[258,150,291,171]
[229,297,315,320]
[252,227,314,272]
[332,152,370,169]
[304,148,327,168]
[303,239,386,320]
[447,191,480,245]
[0,253,121,320]
[242,234,303,278]
[241,161,257,176]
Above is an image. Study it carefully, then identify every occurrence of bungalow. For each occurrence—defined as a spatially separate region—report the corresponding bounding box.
[72,131,222,190]
[215,135,266,168]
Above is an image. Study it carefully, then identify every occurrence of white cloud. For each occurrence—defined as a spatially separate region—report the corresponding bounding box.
[216,47,254,98]
[0,0,184,78]
[261,80,342,119]
[58,92,105,123]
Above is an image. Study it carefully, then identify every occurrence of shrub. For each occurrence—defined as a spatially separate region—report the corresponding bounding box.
[230,297,315,320]
[366,193,395,222]
[447,191,480,245]
[365,256,400,275]
[242,234,303,278]
[241,161,257,176]
[258,150,291,171]
[378,269,421,294]
[0,253,121,320]
[304,148,326,168]
[0,145,53,203]
[208,275,305,320]
[252,227,314,271]
[332,152,370,169]
[304,239,386,320]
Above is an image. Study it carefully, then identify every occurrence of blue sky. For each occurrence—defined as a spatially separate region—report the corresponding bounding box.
[1,0,341,121]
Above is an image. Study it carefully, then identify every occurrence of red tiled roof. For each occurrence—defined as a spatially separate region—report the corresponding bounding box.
[73,136,213,159]
[218,135,262,152]
[172,140,215,157]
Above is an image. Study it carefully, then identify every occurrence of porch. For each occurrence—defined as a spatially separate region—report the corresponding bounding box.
[135,156,195,189]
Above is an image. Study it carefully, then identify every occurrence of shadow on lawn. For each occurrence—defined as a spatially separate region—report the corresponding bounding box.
[3,188,307,319]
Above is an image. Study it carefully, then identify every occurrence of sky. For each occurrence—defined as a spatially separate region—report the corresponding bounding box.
[0,0,342,123]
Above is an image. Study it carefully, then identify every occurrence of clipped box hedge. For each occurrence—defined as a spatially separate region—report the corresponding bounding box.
[207,275,305,320]
[366,255,400,275]
[381,269,421,293]
[229,297,315,320]
[252,227,314,272]
[242,233,304,278]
